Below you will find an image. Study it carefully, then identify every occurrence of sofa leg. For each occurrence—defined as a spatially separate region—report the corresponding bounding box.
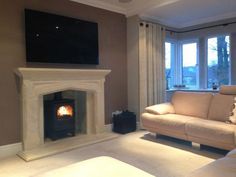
[148,132,159,139]
[192,142,201,150]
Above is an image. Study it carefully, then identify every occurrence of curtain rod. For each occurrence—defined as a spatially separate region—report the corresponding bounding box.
[166,21,236,34]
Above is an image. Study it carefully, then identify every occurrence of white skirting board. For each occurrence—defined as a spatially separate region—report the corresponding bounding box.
[104,124,113,132]
[0,142,22,159]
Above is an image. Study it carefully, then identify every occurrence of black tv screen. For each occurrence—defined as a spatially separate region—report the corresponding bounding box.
[25,9,99,64]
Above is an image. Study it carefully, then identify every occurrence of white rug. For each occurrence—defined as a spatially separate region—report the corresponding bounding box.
[35,156,154,177]
[0,131,223,177]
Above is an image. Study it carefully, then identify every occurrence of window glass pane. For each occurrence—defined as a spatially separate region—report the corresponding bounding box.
[182,43,197,88]
[165,42,174,89]
[207,35,230,88]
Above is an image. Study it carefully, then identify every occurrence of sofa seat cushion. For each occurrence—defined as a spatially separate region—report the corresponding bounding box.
[171,91,213,119]
[187,157,236,177]
[142,113,199,134]
[186,119,236,145]
[208,93,235,122]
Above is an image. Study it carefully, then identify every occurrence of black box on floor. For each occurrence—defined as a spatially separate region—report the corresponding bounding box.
[112,111,136,134]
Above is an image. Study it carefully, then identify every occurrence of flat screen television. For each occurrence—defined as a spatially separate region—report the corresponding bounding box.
[25,9,99,65]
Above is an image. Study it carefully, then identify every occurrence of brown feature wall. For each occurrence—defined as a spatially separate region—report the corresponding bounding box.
[0,0,127,146]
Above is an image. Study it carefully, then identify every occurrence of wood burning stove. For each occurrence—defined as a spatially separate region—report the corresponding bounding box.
[44,93,75,140]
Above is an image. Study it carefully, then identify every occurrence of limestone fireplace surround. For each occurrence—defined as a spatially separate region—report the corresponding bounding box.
[15,67,111,152]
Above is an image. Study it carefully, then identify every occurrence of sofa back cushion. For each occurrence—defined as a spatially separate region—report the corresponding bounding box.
[208,93,235,122]
[219,85,236,95]
[171,91,213,119]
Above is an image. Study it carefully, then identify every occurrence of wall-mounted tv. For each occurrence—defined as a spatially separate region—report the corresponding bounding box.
[25,9,99,65]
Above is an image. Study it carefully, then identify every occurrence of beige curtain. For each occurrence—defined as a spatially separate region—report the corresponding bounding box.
[139,21,166,114]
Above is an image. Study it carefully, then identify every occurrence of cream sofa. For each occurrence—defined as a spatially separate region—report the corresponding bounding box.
[141,85,236,150]
[187,148,236,177]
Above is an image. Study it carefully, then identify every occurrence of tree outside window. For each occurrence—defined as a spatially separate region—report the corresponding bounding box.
[207,35,230,88]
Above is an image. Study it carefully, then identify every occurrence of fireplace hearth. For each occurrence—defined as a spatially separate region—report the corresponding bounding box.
[44,93,75,140]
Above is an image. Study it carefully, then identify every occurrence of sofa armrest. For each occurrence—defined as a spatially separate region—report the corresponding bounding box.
[226,148,236,158]
[145,103,175,115]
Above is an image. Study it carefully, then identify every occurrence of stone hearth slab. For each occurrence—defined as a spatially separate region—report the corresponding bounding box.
[17,133,119,161]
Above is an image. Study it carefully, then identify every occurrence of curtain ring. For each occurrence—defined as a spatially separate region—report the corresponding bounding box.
[140,23,144,26]
[146,24,149,28]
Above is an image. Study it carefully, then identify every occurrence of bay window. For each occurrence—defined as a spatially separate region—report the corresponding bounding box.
[165,34,231,90]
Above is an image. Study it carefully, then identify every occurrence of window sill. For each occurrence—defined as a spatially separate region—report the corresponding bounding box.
[166,88,219,93]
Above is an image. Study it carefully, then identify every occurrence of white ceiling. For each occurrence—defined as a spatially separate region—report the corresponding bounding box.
[70,0,236,28]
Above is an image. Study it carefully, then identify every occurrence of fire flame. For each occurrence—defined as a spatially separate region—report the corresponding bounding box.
[57,105,73,118]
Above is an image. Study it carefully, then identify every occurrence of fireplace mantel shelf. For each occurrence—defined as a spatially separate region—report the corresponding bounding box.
[15,67,111,81]
[15,67,111,152]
